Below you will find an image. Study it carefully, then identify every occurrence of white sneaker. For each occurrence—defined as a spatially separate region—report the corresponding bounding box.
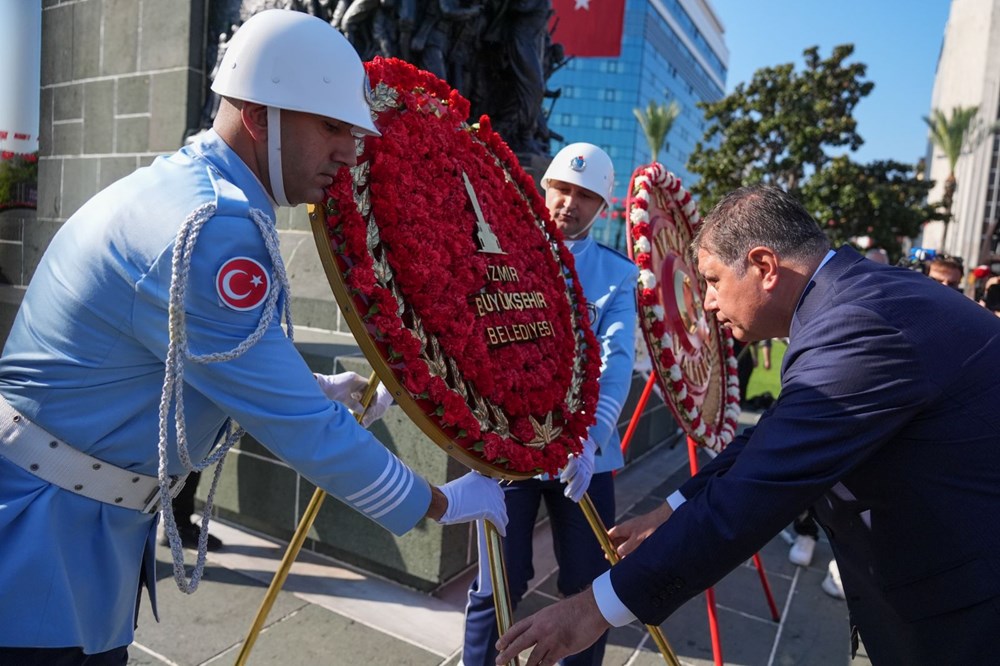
[788,534,816,567]
[822,560,846,600]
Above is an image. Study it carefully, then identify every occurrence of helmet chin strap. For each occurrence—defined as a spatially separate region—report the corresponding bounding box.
[562,206,604,241]
[266,106,291,207]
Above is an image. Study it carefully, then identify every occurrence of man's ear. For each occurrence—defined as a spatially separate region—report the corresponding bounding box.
[747,246,780,289]
[240,102,268,142]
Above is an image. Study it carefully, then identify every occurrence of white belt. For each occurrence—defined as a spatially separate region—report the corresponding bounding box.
[0,395,186,513]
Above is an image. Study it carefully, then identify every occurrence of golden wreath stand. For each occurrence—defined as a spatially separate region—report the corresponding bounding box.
[578,494,681,666]
[233,373,379,665]
[232,372,516,665]
[234,202,521,665]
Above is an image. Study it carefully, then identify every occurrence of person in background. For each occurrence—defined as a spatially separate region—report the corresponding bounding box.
[0,11,505,665]
[864,248,889,265]
[787,509,846,600]
[979,276,1000,316]
[461,143,637,666]
[759,338,772,370]
[164,470,223,551]
[732,340,755,407]
[926,255,964,290]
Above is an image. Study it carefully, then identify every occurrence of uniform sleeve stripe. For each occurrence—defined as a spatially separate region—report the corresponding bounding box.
[352,459,403,509]
[344,451,412,509]
[596,399,623,420]
[346,453,398,503]
[596,397,623,414]
[368,473,415,520]
[596,415,618,432]
[361,464,412,514]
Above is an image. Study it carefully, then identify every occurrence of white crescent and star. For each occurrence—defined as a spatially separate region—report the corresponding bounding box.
[575,0,590,9]
[221,269,252,300]
[216,257,270,311]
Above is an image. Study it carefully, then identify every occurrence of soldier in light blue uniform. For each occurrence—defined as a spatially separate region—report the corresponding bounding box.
[0,11,505,664]
[462,143,638,666]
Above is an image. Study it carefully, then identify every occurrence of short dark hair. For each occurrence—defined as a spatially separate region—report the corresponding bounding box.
[692,185,830,275]
[984,283,1000,312]
[929,255,964,277]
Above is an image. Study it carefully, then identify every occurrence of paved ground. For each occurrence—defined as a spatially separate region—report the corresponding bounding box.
[130,413,869,666]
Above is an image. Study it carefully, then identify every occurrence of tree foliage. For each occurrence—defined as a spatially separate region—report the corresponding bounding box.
[688,44,873,211]
[686,44,938,255]
[922,105,983,246]
[800,157,940,260]
[633,100,680,164]
[0,154,38,209]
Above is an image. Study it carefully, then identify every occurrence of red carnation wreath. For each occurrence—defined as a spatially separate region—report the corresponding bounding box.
[626,163,739,452]
[314,57,601,476]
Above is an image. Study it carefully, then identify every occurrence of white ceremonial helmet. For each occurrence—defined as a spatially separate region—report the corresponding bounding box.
[211,9,379,205]
[541,143,615,209]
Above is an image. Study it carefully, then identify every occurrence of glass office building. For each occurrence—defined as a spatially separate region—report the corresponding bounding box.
[546,0,728,250]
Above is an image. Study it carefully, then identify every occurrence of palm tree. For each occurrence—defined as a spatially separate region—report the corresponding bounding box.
[633,100,681,164]
[923,105,980,247]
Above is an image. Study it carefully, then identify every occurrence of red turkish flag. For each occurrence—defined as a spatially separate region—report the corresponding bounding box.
[549,0,626,57]
[216,256,271,311]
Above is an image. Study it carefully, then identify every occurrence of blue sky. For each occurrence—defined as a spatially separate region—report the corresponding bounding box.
[709,0,952,165]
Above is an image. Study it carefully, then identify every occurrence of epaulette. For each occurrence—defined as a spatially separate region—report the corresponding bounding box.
[207,167,252,220]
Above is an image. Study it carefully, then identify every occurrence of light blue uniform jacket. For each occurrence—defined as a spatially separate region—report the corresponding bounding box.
[568,237,638,473]
[0,131,431,653]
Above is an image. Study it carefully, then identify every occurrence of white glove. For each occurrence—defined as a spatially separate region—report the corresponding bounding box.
[314,372,393,427]
[438,471,508,535]
[559,435,597,503]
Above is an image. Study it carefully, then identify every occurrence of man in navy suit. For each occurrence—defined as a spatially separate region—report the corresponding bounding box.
[495,185,1000,665]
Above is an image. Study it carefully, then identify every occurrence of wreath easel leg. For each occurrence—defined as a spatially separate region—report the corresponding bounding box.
[234,373,382,666]
[483,519,520,666]
[578,492,681,666]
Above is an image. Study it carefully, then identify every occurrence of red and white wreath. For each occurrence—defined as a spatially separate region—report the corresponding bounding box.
[627,163,740,452]
[318,58,601,476]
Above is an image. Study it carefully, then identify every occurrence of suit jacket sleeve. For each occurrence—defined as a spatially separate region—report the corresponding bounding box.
[675,425,752,500]
[610,303,935,624]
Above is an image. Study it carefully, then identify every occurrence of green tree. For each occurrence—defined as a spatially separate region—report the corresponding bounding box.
[633,100,680,164]
[800,157,940,260]
[688,44,873,211]
[923,105,981,246]
[0,153,38,208]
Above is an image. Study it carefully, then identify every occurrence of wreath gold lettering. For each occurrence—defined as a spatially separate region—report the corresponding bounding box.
[485,321,554,347]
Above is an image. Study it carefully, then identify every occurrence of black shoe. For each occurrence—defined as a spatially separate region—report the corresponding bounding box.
[160,523,224,551]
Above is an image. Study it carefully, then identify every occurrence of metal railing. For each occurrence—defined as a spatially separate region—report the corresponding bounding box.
[0,213,27,286]
[0,181,37,211]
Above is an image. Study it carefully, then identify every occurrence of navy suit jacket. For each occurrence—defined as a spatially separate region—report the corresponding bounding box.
[610,246,1000,662]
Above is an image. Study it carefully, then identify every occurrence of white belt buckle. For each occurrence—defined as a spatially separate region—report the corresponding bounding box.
[142,475,187,514]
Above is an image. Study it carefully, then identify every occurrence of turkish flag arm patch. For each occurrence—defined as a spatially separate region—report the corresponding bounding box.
[216,256,271,311]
